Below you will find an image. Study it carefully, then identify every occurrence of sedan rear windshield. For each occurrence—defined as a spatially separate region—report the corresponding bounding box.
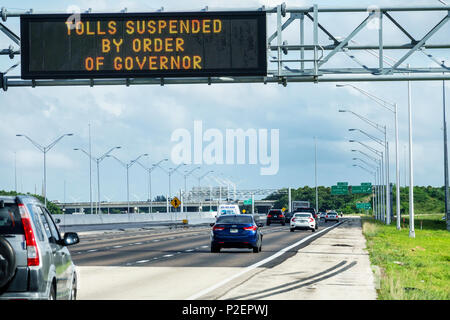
[0,203,23,235]
[216,216,253,224]
[294,214,311,218]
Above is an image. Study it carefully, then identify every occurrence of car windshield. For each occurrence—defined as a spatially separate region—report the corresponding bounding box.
[216,216,253,224]
[294,214,311,218]
[0,203,23,235]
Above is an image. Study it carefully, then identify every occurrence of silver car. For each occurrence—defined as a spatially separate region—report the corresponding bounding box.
[290,213,316,232]
[325,211,340,223]
[0,195,79,300]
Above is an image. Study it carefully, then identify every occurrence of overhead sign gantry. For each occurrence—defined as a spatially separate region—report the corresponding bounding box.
[0,3,449,90]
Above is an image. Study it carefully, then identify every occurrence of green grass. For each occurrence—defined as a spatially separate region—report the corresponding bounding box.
[361,215,450,300]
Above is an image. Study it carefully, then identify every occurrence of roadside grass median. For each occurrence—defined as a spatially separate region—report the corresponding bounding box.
[361,214,450,300]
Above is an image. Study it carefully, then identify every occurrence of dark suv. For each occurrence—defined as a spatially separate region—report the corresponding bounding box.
[266,209,286,226]
[0,195,79,300]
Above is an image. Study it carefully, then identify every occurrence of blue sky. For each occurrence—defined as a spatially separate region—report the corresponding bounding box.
[0,0,449,203]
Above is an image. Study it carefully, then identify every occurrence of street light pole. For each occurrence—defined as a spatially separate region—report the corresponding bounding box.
[107,153,149,214]
[408,67,415,238]
[16,133,74,207]
[338,84,398,224]
[137,158,168,213]
[74,146,121,214]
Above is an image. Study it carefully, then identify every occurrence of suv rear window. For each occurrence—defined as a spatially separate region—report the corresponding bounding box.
[216,216,253,224]
[0,203,23,235]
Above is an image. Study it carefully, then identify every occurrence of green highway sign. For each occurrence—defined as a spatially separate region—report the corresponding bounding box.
[331,185,348,195]
[243,199,253,205]
[351,185,372,194]
[361,182,372,187]
[337,182,348,186]
[356,202,371,210]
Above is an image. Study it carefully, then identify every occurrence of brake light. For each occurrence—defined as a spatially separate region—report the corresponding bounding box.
[309,218,314,223]
[280,215,284,218]
[243,226,257,231]
[291,218,296,222]
[326,215,328,218]
[267,214,272,218]
[213,226,225,231]
[18,204,40,267]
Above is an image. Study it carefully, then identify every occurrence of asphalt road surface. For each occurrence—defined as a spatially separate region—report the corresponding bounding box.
[69,220,341,268]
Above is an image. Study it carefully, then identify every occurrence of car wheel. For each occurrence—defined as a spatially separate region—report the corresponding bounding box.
[0,236,16,290]
[290,228,294,232]
[267,222,270,226]
[70,275,77,300]
[49,282,56,300]
[282,222,286,226]
[253,246,259,253]
[211,244,220,253]
[311,228,316,232]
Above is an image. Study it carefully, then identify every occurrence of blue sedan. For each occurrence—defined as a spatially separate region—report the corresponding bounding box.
[210,214,263,253]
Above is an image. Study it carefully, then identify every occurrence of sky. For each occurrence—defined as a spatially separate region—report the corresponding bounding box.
[0,0,449,203]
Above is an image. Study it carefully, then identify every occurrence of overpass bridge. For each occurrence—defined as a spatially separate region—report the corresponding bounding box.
[56,199,277,215]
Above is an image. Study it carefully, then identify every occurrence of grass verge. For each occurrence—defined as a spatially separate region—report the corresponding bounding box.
[361,214,450,300]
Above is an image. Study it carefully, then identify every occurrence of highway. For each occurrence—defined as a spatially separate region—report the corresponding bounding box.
[68,220,343,299]
[69,221,339,268]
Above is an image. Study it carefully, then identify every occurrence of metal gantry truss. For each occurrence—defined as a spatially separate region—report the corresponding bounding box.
[0,3,450,90]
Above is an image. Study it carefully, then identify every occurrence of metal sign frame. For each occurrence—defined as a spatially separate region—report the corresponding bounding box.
[0,3,450,91]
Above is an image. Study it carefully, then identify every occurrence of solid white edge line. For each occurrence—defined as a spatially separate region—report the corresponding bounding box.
[185,221,344,300]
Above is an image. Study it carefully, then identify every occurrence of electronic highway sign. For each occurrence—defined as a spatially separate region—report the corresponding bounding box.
[20,11,267,79]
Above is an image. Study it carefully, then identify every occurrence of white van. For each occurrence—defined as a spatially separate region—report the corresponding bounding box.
[217,204,241,217]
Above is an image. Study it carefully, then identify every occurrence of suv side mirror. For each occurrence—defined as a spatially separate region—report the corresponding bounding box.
[62,232,79,246]
[210,223,215,227]
[257,223,264,228]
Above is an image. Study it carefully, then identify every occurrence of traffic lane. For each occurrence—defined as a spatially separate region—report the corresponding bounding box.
[69,227,210,253]
[70,222,339,268]
[69,226,286,267]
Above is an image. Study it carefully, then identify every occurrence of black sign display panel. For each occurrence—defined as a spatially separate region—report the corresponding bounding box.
[20,11,267,79]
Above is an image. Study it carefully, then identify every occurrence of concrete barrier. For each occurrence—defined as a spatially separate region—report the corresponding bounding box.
[53,212,267,226]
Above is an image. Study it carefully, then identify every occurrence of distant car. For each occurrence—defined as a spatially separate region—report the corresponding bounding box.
[210,214,263,253]
[0,195,80,300]
[290,213,317,232]
[325,211,339,223]
[284,211,294,223]
[266,209,286,226]
[319,212,327,220]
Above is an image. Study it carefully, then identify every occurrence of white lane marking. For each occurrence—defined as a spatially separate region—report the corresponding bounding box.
[87,249,98,252]
[163,254,174,258]
[134,242,143,245]
[185,249,194,252]
[136,260,150,264]
[113,245,123,248]
[200,245,209,249]
[186,222,343,300]
[153,240,160,242]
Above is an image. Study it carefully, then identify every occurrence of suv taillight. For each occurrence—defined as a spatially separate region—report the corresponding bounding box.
[243,226,257,231]
[18,204,40,267]
[267,214,272,218]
